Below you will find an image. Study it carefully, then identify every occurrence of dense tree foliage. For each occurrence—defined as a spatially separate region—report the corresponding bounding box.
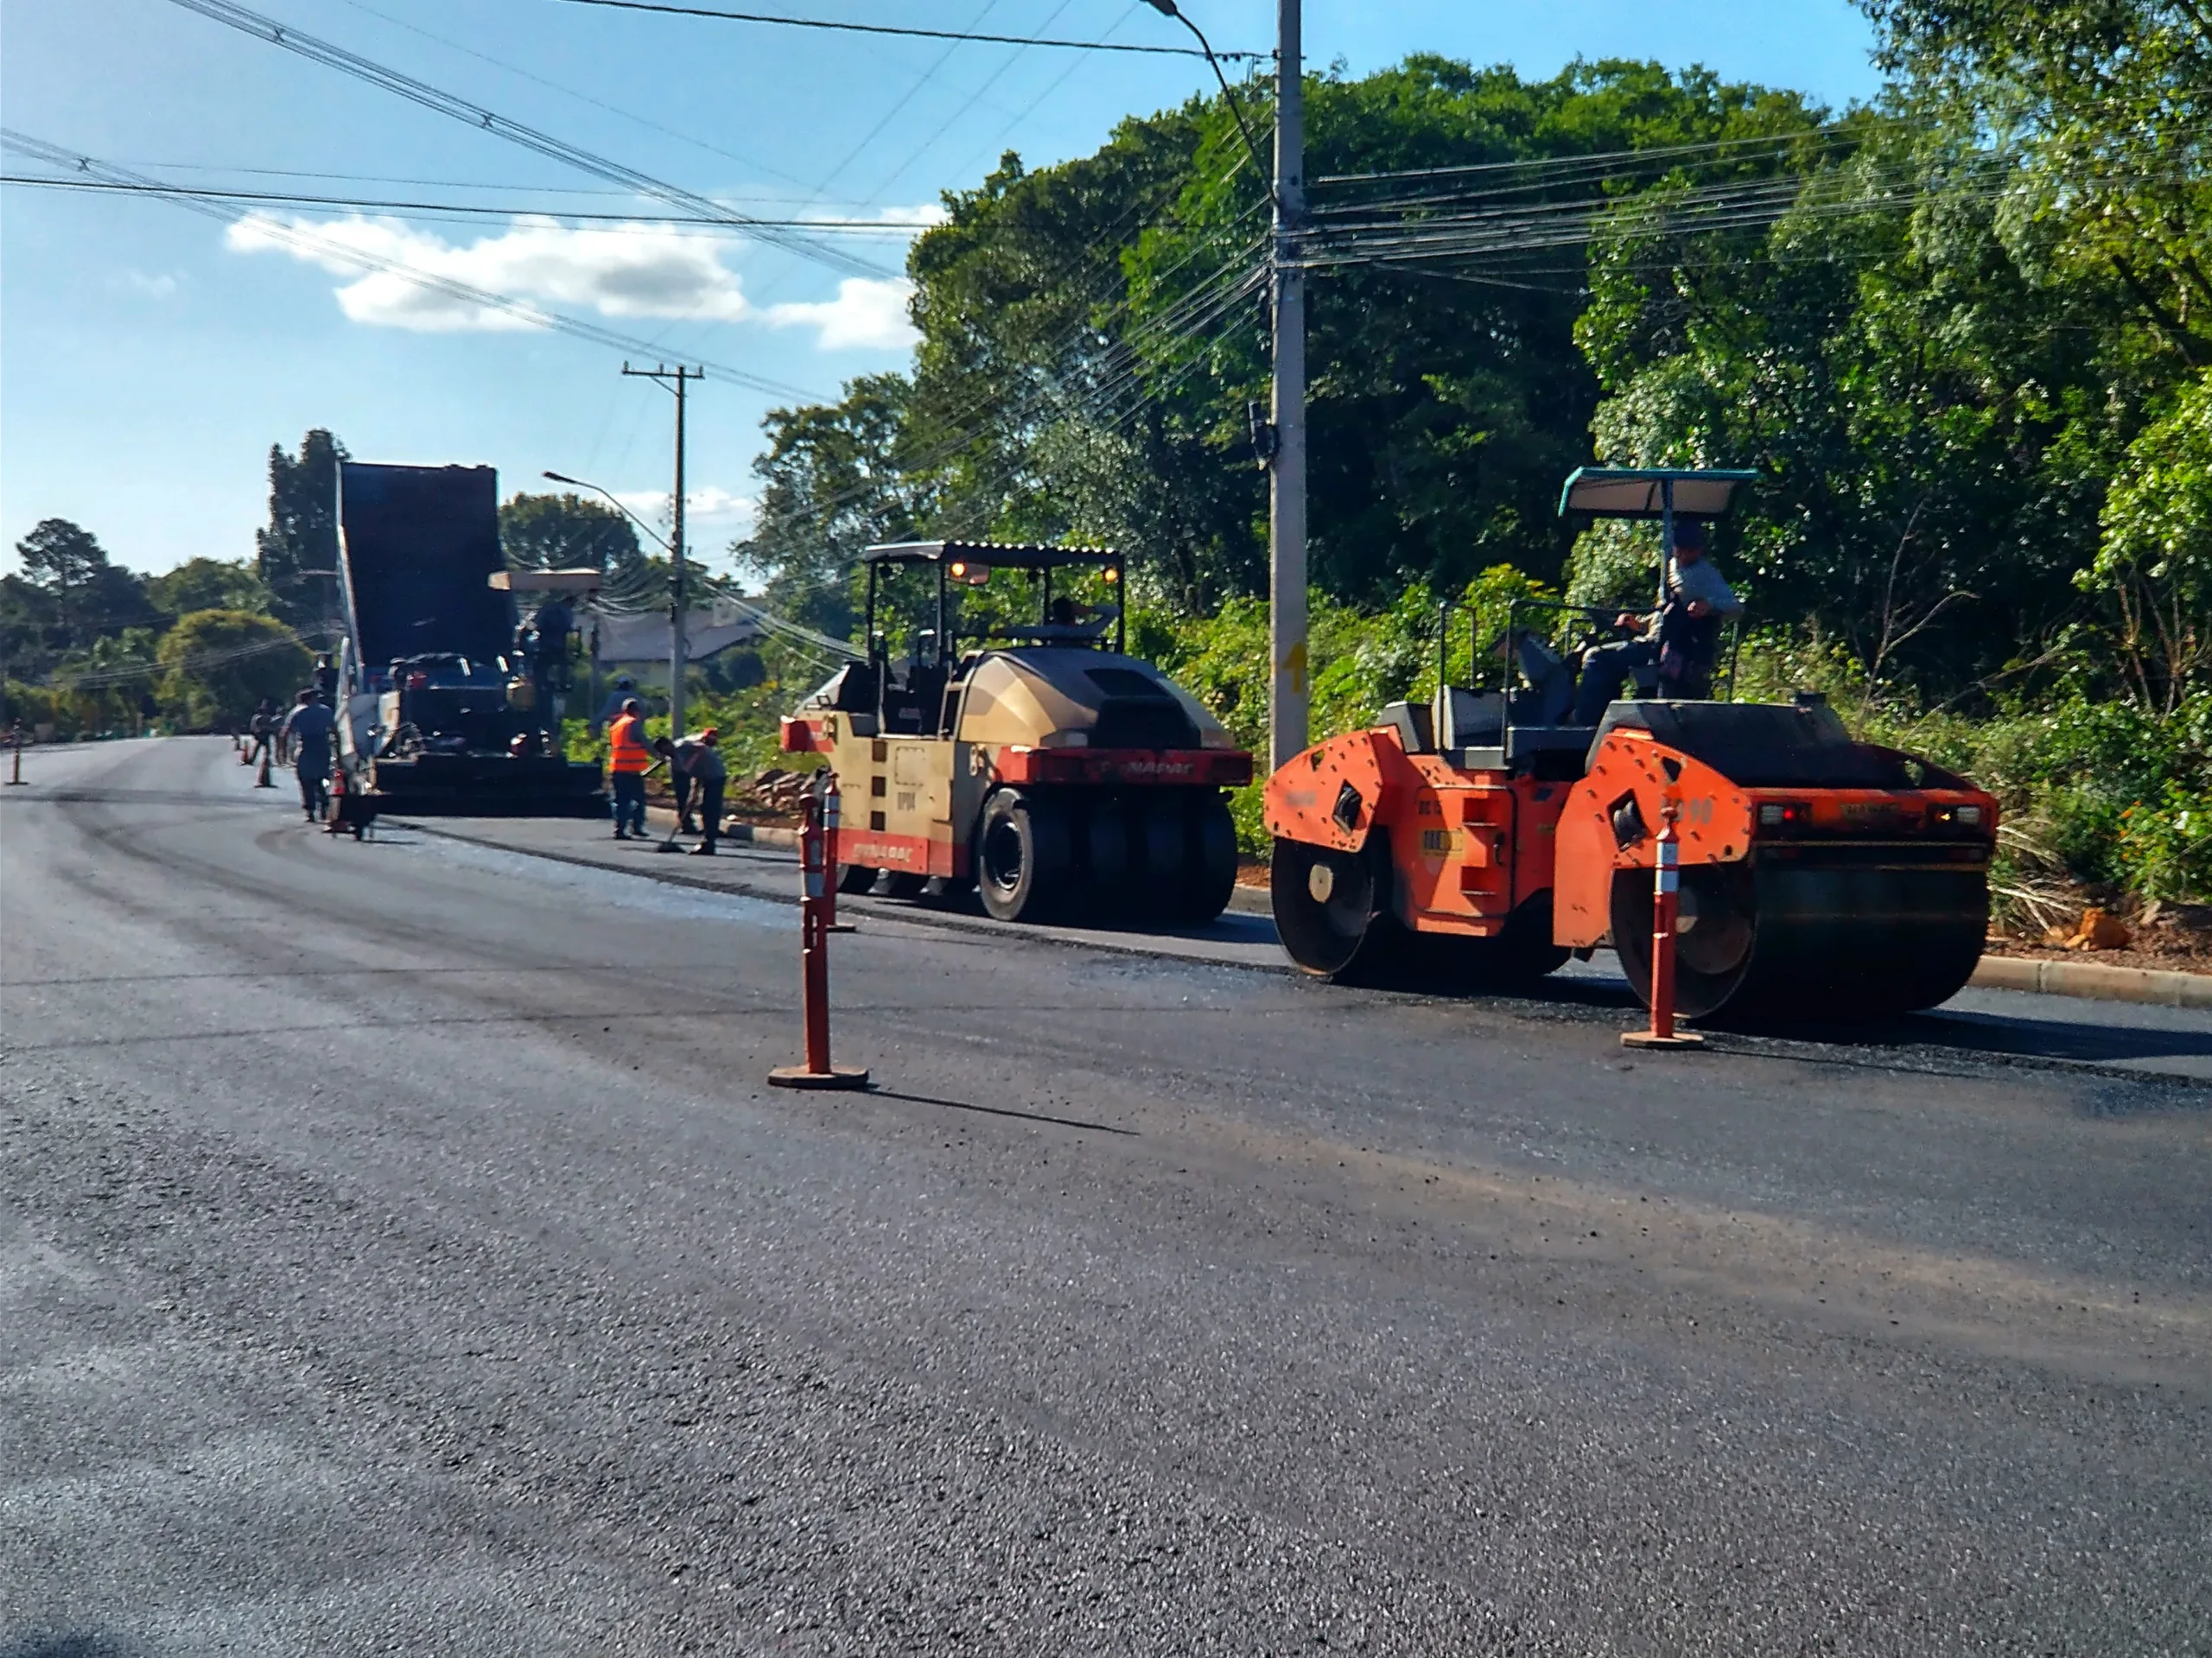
[256,429,346,631]
[736,59,1828,617]
[499,492,646,578]
[148,557,277,621]
[156,609,312,729]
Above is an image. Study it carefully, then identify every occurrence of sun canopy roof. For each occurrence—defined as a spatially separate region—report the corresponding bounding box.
[863,539,1121,570]
[1558,467,1759,521]
[488,568,602,594]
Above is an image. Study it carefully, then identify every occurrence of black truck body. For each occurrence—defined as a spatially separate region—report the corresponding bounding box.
[334,462,606,820]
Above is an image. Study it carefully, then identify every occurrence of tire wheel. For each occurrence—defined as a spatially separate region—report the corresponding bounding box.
[836,863,880,896]
[1271,837,1402,983]
[1178,791,1238,924]
[976,788,1072,923]
[883,872,929,899]
[1081,801,1129,921]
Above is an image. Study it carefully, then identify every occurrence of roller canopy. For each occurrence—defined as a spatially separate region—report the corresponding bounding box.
[490,568,601,594]
[1558,467,1759,520]
[862,539,1120,570]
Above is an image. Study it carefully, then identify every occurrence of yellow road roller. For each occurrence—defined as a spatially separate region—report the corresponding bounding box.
[782,541,1251,924]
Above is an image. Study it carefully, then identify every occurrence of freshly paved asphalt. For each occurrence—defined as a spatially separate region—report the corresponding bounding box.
[3,737,2209,1656]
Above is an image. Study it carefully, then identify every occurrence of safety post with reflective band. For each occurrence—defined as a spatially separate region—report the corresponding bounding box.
[6,723,24,786]
[1622,787,1705,1051]
[817,770,854,933]
[767,784,870,1089]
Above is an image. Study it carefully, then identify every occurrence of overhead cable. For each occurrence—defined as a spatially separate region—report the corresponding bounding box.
[547,0,1258,57]
[160,0,894,279]
[0,174,932,233]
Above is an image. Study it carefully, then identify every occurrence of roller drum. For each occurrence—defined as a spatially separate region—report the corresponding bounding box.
[1611,853,1988,1025]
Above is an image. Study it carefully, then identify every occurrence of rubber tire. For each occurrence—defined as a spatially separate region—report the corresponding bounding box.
[1178,791,1239,924]
[976,788,1072,923]
[883,872,929,899]
[836,864,880,896]
[1083,801,1130,919]
[1138,796,1187,889]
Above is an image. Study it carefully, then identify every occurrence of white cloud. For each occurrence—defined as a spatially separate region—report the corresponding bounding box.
[226,213,754,334]
[615,486,756,529]
[766,276,919,351]
[225,211,925,356]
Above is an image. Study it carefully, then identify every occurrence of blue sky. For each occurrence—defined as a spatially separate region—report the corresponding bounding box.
[2,1,1884,579]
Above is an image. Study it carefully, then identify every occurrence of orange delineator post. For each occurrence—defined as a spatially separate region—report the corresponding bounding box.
[819,772,855,933]
[6,723,24,786]
[1622,790,1704,1051]
[768,788,870,1090]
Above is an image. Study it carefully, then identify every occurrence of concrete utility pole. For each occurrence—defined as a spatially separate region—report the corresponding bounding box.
[1269,0,1307,771]
[623,361,705,740]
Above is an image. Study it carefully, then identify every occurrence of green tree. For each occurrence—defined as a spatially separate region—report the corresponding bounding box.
[500,492,646,577]
[734,374,922,638]
[13,518,152,646]
[148,556,276,620]
[1862,0,2211,367]
[0,574,61,681]
[741,58,1828,618]
[156,609,311,728]
[55,628,162,734]
[2093,367,2212,708]
[256,429,346,629]
[1573,107,2163,701]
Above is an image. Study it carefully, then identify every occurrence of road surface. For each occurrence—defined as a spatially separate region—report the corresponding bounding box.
[4,737,2208,1655]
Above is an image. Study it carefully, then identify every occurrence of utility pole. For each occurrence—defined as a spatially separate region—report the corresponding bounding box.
[1268,0,1307,771]
[623,361,705,740]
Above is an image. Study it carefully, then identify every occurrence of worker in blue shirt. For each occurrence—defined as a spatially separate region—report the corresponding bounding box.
[282,689,337,822]
[1571,518,1745,722]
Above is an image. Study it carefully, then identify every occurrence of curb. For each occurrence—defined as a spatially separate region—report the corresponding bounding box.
[1968,954,2211,1011]
[645,804,799,850]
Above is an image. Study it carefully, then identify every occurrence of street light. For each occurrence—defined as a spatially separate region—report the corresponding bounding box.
[543,470,672,553]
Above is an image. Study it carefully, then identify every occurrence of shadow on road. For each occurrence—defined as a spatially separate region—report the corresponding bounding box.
[868,1088,1140,1138]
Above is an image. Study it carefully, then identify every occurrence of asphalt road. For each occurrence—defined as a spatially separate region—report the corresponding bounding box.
[4,737,2209,1656]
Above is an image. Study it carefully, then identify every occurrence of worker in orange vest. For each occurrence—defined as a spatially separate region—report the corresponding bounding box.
[607,696,651,839]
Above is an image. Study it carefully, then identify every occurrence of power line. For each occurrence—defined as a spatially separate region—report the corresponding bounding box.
[545,0,1259,57]
[331,0,825,195]
[161,0,894,280]
[1310,121,1900,189]
[0,174,935,233]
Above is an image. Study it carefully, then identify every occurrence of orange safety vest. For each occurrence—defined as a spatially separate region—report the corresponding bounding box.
[607,713,651,775]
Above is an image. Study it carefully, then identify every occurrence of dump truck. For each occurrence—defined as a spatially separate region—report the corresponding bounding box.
[1263,469,1999,1023]
[781,540,1251,924]
[329,461,607,824]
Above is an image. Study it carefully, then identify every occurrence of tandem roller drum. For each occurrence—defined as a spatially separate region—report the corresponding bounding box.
[1610,854,1989,1024]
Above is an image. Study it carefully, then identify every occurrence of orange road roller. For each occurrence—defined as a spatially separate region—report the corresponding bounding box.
[1264,469,1999,1024]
